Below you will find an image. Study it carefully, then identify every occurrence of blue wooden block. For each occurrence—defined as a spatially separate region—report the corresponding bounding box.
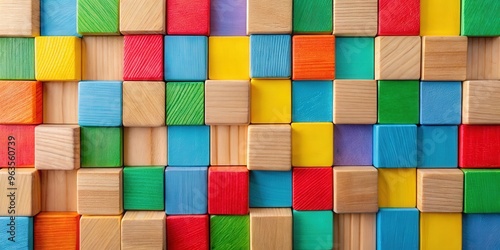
[78,81,122,126]
[250,35,291,78]
[250,170,292,207]
[418,126,458,168]
[292,81,333,122]
[335,37,374,79]
[420,81,461,125]
[164,36,207,81]
[463,214,500,250]
[377,208,419,250]
[0,217,33,249]
[373,125,417,168]
[168,126,210,166]
[293,210,333,250]
[41,0,80,36]
[165,167,208,215]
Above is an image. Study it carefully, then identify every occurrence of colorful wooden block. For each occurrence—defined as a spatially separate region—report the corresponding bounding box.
[41,0,79,36]
[378,168,416,208]
[164,36,207,81]
[333,0,377,36]
[333,166,378,213]
[0,81,42,124]
[249,208,292,249]
[293,168,333,210]
[43,81,78,124]
[293,0,332,34]
[375,36,421,80]
[208,36,249,80]
[334,80,377,124]
[35,36,81,81]
[467,37,500,80]
[0,38,35,80]
[0,125,36,167]
[0,168,40,216]
[123,166,165,210]
[82,36,123,80]
[78,81,122,126]
[123,127,167,166]
[421,36,468,80]
[208,167,249,215]
[120,0,165,34]
[376,208,419,250]
[463,214,500,249]
[77,168,123,215]
[123,81,165,126]
[81,127,122,167]
[167,0,209,35]
[166,82,204,125]
[292,81,332,122]
[417,169,463,212]
[210,0,247,36]
[166,215,209,250]
[0,217,33,249]
[168,126,209,166]
[247,0,292,34]
[80,215,121,250]
[335,37,374,79]
[0,0,39,36]
[293,211,333,250]
[77,0,119,35]
[210,125,247,166]
[123,35,163,81]
[40,170,77,212]
[34,212,80,249]
[205,80,249,125]
[210,215,249,249]
[250,35,291,78]
[35,125,80,170]
[378,80,419,124]
[165,167,208,215]
[378,0,420,35]
[247,125,291,171]
[459,125,500,168]
[373,125,417,168]
[250,79,291,123]
[420,0,460,36]
[334,125,373,166]
[463,80,500,124]
[420,213,462,250]
[250,170,292,207]
[463,169,500,213]
[418,126,458,168]
[420,81,461,125]
[334,213,376,250]
[121,211,166,250]
[292,35,335,80]
[292,123,333,167]
[461,0,500,36]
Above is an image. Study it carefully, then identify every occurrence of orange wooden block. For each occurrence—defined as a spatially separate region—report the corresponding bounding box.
[34,212,80,250]
[0,81,42,124]
[0,125,36,167]
[292,35,335,80]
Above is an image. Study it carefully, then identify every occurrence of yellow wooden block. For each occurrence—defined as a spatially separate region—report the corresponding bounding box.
[291,123,333,167]
[250,79,291,123]
[420,213,462,250]
[208,36,249,80]
[35,36,81,81]
[420,0,460,36]
[378,168,416,207]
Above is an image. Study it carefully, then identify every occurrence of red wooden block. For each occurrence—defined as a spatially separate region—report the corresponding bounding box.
[0,125,36,167]
[378,0,420,35]
[123,35,164,81]
[208,166,249,215]
[34,212,80,250]
[293,167,333,210]
[167,0,210,35]
[166,215,209,250]
[460,125,500,168]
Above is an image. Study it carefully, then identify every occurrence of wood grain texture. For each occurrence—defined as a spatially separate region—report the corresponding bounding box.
[0,81,42,124]
[80,215,121,250]
[165,167,207,215]
[459,125,500,168]
[292,80,333,122]
[463,169,500,213]
[463,80,500,124]
[0,217,32,249]
[123,35,164,81]
[77,0,119,34]
[210,215,250,249]
[0,125,36,167]
[123,81,165,127]
[333,166,378,213]
[292,35,335,80]
[0,0,39,36]
[0,168,40,216]
[378,0,420,35]
[247,0,292,34]
[123,166,164,210]
[166,82,205,125]
[205,80,249,125]
[167,0,210,35]
[250,208,292,250]
[250,35,291,78]
[123,126,167,166]
[375,36,421,80]
[247,125,291,171]
[461,0,500,36]
[0,38,35,80]
[43,81,78,124]
[378,80,419,124]
[467,37,500,80]
[250,171,292,208]
[333,0,377,36]
[334,213,376,250]
[422,36,468,80]
[82,36,123,80]
[40,0,79,36]
[35,125,80,170]
[417,169,463,212]
[210,125,247,166]
[77,168,123,215]
[81,127,122,167]
[164,36,208,81]
[41,170,77,212]
[78,81,123,126]
[419,82,462,125]
[378,168,416,207]
[420,213,462,250]
[35,36,81,81]
[293,168,333,211]
[373,125,417,168]
[463,214,500,249]
[293,0,332,34]
[376,208,419,249]
[120,0,166,34]
[208,167,249,215]
[121,211,166,250]
[333,80,377,124]
[34,212,80,250]
[166,215,209,250]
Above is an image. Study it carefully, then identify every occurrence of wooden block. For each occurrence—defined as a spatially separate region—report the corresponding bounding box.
[420,213,462,250]
[247,0,292,34]
[463,80,500,124]
[250,79,291,123]
[210,215,249,249]
[373,125,417,168]
[375,36,421,80]
[168,126,210,166]
[41,170,77,212]
[250,35,291,78]
[249,208,292,250]
[81,127,122,167]
[463,169,500,213]
[40,0,79,36]
[335,37,374,79]
[333,80,377,124]
[205,80,249,125]
[165,167,208,215]
[166,82,204,125]
[420,0,460,36]
[77,0,119,35]
[34,212,80,249]
[459,125,500,167]
[82,36,123,80]
[77,168,123,215]
[208,36,249,80]
[0,0,39,36]
[123,166,164,210]
[210,125,247,166]
[80,215,121,250]
[0,125,36,167]
[334,125,373,166]
[378,80,419,124]
[0,217,33,249]
[0,168,40,216]
[378,0,420,35]
[208,167,249,215]
[123,126,167,166]
[420,81,462,125]
[291,123,333,167]
[417,126,458,168]
[292,35,335,80]
[35,125,80,170]
[461,0,500,36]
[334,213,376,250]
[167,0,209,35]
[0,38,35,80]
[35,36,81,81]
[78,81,122,126]
[164,36,208,81]
[466,37,500,80]
[0,81,42,124]
[378,168,416,208]
[422,36,468,80]
[292,80,332,122]
[166,215,209,250]
[123,81,165,127]
[293,168,333,210]
[123,35,164,81]
[333,0,377,36]
[121,211,166,250]
[417,169,463,212]
[333,166,378,213]
[43,81,79,124]
[120,0,165,34]
[247,125,291,171]
[250,170,292,207]
[376,208,419,249]
[463,214,500,249]
[293,210,333,250]
[210,0,247,36]
[293,0,332,34]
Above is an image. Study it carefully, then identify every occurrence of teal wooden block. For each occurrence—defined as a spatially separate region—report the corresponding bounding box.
[80,127,122,167]
[417,126,458,168]
[373,125,417,168]
[250,35,292,78]
[250,170,292,207]
[463,169,500,213]
[77,0,119,35]
[377,208,419,250]
[41,0,80,36]
[164,36,207,81]
[293,0,332,34]
[336,37,374,79]
[292,81,333,122]
[0,38,35,80]
[461,0,500,36]
[167,126,210,166]
[0,217,33,249]
[166,82,205,125]
[293,210,333,250]
[78,81,122,126]
[124,166,165,210]
[210,215,249,249]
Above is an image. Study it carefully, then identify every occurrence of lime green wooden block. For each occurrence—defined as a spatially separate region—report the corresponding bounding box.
[81,127,122,167]
[293,0,332,34]
[0,38,35,80]
[461,0,500,36]
[124,166,165,210]
[463,169,500,213]
[77,0,119,35]
[210,215,249,249]
[378,80,419,124]
[293,210,333,250]
[166,82,204,125]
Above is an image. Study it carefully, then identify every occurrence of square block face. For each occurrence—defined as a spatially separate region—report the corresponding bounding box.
[463,169,500,213]
[0,125,36,167]
[333,0,377,36]
[205,80,249,125]
[41,0,79,36]
[420,81,461,125]
[81,127,123,167]
[120,0,165,34]
[0,169,40,216]
[0,38,35,80]
[292,123,333,167]
[375,36,421,80]
[247,0,292,34]
[334,125,373,166]
[123,81,165,127]
[168,126,210,166]
[377,209,419,250]
[420,213,462,250]
[250,171,292,207]
[292,35,335,80]
[208,167,249,215]
[40,170,78,212]
[378,168,416,208]
[460,125,500,168]
[463,81,500,125]
[121,211,166,250]
[210,0,246,36]
[378,0,420,35]
[417,169,463,212]
[467,37,500,80]
[80,215,121,250]
[335,37,374,79]
[123,35,164,81]
[378,80,419,124]
[43,81,79,124]
[77,0,119,34]
[250,35,291,78]
[210,125,247,166]
[333,166,378,213]
[0,0,39,36]
[0,217,32,249]
[373,125,417,168]
[292,81,332,122]
[334,80,377,124]
[35,36,81,81]
[167,0,209,35]
[78,81,122,126]
[293,211,333,249]
[335,213,377,249]
[123,167,165,210]
[124,127,167,166]
[82,36,123,80]
[77,168,123,215]
[167,215,209,249]
[209,37,249,80]
[418,126,458,168]
[34,212,80,249]
[0,81,42,124]
[165,167,208,215]
[463,214,500,249]
[247,125,291,171]
[422,36,468,81]
[462,0,500,36]
[420,0,460,36]
[165,36,207,81]
[166,82,204,125]
[293,168,333,210]
[250,79,291,123]
[35,125,80,170]
[249,208,293,250]
[293,0,332,34]
[210,215,250,249]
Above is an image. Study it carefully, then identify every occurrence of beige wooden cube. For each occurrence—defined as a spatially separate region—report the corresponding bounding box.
[205,80,250,125]
[80,215,121,250]
[375,36,421,80]
[0,168,40,216]
[77,168,123,215]
[421,36,467,81]
[247,125,291,171]
[250,208,292,250]
[121,211,166,250]
[333,166,378,213]
[333,80,377,124]
[417,169,463,212]
[123,81,165,127]
[35,125,80,170]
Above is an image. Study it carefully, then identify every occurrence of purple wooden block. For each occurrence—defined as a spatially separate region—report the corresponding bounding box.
[211,0,246,35]
[335,125,373,166]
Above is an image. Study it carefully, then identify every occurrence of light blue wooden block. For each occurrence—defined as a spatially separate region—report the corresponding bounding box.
[373,125,417,168]
[78,81,122,126]
[165,167,207,215]
[164,36,207,81]
[292,81,333,122]
[335,37,374,79]
[250,170,292,207]
[0,217,33,249]
[463,214,500,250]
[418,126,458,168]
[293,210,333,250]
[250,35,291,78]
[41,0,80,36]
[420,81,461,125]
[377,208,419,250]
[168,126,210,166]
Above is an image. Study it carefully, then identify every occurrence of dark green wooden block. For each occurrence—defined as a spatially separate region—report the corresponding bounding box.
[293,210,333,250]
[293,0,332,34]
[461,0,500,36]
[166,82,204,125]
[124,166,165,210]
[80,127,122,167]
[378,80,419,124]
[0,38,35,80]
[463,169,500,213]
[77,0,119,34]
[210,215,249,249]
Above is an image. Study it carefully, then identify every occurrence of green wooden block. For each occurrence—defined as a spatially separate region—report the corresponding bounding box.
[293,210,333,250]
[463,169,500,213]
[166,82,205,125]
[210,215,249,249]
[0,38,35,80]
[80,127,122,167]
[378,80,419,124]
[461,0,500,36]
[77,0,119,35]
[293,0,332,34]
[124,166,165,210]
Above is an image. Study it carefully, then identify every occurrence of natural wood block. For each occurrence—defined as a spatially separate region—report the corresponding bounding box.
[35,212,80,249]
[250,208,292,250]
[293,168,333,210]
[334,213,376,250]
[43,81,78,124]
[166,215,210,250]
[375,36,421,80]
[250,79,291,123]
[210,125,247,166]
[208,167,249,215]
[123,81,165,127]
[205,80,250,125]
[422,36,468,81]
[0,125,36,167]
[80,215,121,250]
[420,213,462,250]
[467,37,500,80]
[0,0,39,36]
[0,38,35,80]
[459,125,500,167]
[208,36,249,80]
[292,35,335,80]
[378,168,416,207]
[82,36,123,80]
[0,168,40,216]
[123,35,164,81]
[417,169,463,212]
[378,0,420,35]
[333,166,378,213]
[247,0,292,34]
[167,0,210,35]
[35,36,81,81]
[35,125,80,170]
[121,211,166,250]
[120,0,166,34]
[333,80,377,124]
[0,81,42,124]
[77,0,119,35]
[420,0,460,36]
[124,127,167,166]
[41,170,77,212]
[463,80,500,124]
[81,127,122,167]
[166,82,205,125]
[77,168,123,215]
[247,125,291,171]
[333,0,377,36]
